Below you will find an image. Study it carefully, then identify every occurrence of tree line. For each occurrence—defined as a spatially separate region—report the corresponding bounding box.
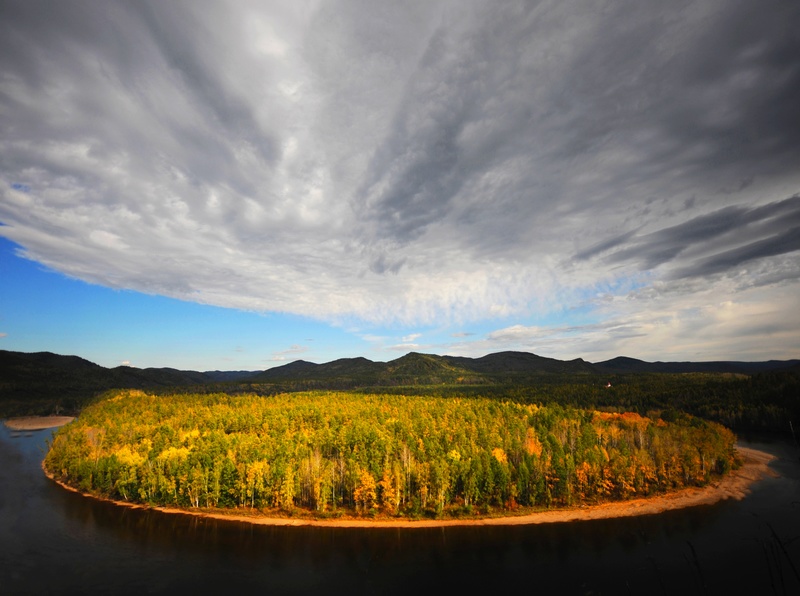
[44,390,736,518]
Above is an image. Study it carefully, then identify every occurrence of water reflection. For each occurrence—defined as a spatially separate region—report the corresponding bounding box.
[2,424,798,595]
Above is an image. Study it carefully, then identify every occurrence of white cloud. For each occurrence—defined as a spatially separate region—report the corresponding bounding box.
[269,345,309,361]
[452,280,800,362]
[486,325,545,343]
[387,343,422,352]
[359,334,388,344]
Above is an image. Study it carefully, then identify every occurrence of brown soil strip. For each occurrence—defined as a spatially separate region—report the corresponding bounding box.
[5,416,75,430]
[43,445,777,528]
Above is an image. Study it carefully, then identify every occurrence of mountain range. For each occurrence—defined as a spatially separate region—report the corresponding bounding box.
[2,347,798,418]
[2,347,798,392]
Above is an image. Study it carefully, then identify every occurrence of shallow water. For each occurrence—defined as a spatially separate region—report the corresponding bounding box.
[1,425,798,595]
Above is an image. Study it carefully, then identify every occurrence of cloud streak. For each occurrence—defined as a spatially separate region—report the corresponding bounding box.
[1,0,799,359]
[268,344,309,362]
[585,195,800,278]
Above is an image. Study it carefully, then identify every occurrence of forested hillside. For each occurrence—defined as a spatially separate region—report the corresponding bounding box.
[3,349,798,433]
[0,350,221,415]
[44,390,736,519]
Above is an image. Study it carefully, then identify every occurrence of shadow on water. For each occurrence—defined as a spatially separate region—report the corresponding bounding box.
[2,425,799,595]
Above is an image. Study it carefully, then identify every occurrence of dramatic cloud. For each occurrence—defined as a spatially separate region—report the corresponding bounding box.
[2,0,799,359]
[586,195,800,279]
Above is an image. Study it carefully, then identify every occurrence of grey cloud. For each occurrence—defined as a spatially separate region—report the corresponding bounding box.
[1,1,280,204]
[600,2,800,184]
[575,230,638,261]
[733,256,800,290]
[607,206,751,268]
[355,1,800,260]
[672,225,800,280]
[589,195,800,279]
[368,253,406,275]
[1,0,799,336]
[357,22,488,241]
[133,3,281,168]
[356,3,568,244]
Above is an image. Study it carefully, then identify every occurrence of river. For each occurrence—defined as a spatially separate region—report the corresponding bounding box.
[1,424,798,595]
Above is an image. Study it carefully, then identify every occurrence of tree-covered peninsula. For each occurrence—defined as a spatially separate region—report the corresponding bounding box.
[44,390,737,519]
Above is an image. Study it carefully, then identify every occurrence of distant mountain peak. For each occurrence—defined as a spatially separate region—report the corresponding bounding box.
[2,349,798,407]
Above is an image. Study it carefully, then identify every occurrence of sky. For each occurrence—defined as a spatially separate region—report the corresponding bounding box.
[1,0,799,371]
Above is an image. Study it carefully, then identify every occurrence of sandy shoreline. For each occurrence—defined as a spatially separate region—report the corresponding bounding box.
[4,416,75,430]
[43,445,777,528]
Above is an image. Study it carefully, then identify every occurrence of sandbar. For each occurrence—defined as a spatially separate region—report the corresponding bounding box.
[5,416,75,430]
[44,445,777,528]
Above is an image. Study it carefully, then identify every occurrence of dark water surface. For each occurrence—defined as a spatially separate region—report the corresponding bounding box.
[1,425,799,595]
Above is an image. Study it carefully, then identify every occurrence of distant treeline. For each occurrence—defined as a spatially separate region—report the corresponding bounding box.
[347,371,800,434]
[144,369,799,433]
[3,349,799,435]
[45,390,736,518]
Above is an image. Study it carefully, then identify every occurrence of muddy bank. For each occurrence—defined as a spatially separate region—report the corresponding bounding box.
[5,416,75,430]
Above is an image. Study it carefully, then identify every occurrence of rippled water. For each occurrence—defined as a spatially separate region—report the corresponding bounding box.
[1,424,798,595]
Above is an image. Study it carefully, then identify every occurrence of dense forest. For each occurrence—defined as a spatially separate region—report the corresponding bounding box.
[44,390,736,518]
[3,350,798,434]
[351,370,800,433]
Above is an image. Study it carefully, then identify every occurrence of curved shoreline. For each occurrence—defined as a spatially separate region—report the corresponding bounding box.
[4,416,75,430]
[43,445,777,528]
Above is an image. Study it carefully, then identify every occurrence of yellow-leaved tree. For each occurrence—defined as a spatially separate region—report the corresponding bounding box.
[353,468,377,513]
